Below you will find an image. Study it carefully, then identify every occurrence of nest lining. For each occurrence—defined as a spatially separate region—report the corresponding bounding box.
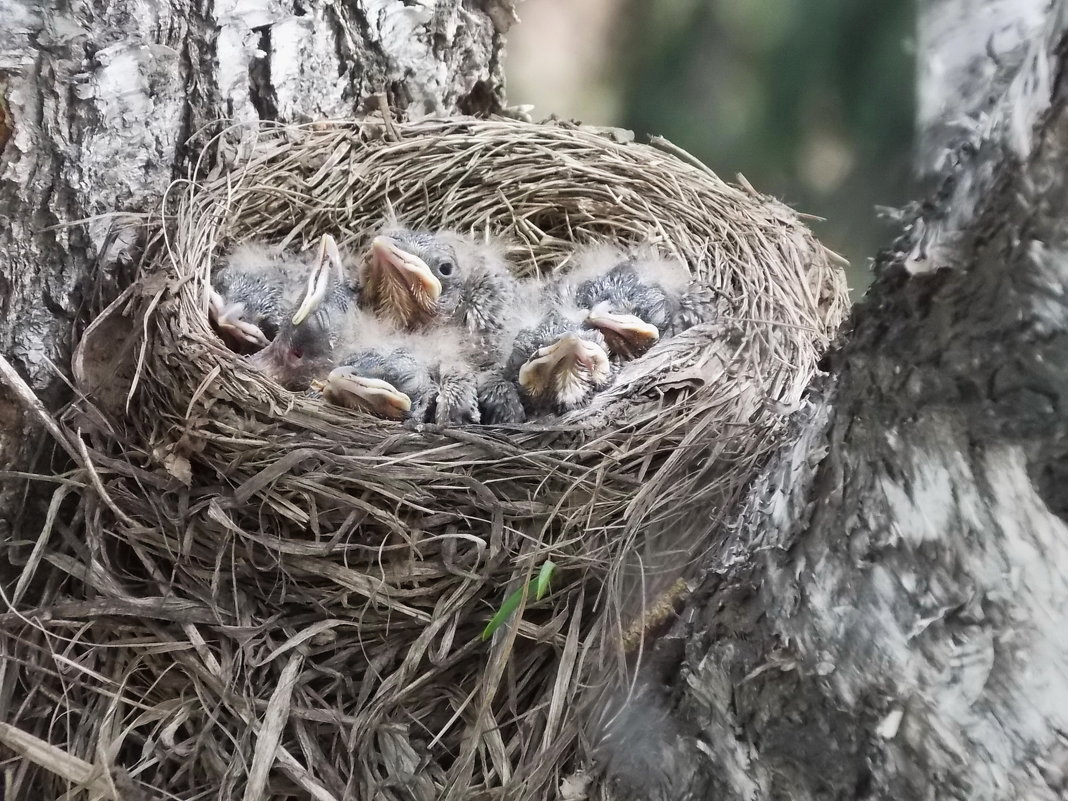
[10,115,848,801]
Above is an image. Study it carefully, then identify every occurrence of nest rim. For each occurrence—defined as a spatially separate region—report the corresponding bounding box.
[43,112,852,801]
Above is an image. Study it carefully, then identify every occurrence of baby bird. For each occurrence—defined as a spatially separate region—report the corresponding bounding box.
[573,260,664,360]
[568,246,718,356]
[315,328,483,426]
[512,325,613,417]
[246,235,362,390]
[360,226,518,353]
[209,241,314,351]
[312,348,426,421]
[501,280,614,417]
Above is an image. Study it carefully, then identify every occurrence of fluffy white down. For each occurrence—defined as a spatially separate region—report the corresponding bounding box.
[563,243,692,293]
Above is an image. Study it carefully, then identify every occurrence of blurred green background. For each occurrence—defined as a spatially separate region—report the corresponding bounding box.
[505,0,916,293]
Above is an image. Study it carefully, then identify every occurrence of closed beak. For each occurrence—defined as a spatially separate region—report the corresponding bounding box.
[321,367,412,418]
[518,334,610,393]
[371,236,443,301]
[210,291,270,347]
[585,308,659,354]
[292,234,344,326]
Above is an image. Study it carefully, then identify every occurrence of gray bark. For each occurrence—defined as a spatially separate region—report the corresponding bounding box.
[610,2,1068,799]
[0,0,509,529]
[914,0,1047,178]
[4,0,1067,799]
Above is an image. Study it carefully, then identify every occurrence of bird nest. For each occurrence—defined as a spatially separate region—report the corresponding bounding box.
[12,115,848,800]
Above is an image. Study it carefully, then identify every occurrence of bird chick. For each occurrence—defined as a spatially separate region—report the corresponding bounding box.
[501,281,614,416]
[209,241,316,352]
[576,265,663,359]
[514,326,613,416]
[475,368,527,425]
[313,348,426,421]
[316,327,483,426]
[568,245,716,355]
[246,235,363,390]
[360,227,518,353]
[458,272,591,426]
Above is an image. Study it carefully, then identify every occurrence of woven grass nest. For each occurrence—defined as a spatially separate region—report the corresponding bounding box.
[21,115,847,800]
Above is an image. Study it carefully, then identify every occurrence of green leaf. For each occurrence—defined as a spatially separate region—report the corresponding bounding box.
[481,585,527,641]
[481,560,557,641]
[534,560,556,601]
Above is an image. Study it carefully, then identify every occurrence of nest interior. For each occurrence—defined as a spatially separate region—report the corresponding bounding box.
[6,116,848,800]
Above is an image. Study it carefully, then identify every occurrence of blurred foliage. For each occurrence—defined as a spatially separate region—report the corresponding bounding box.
[613,0,915,291]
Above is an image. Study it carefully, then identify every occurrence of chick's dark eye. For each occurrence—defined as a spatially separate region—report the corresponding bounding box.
[437,261,454,277]
[289,346,304,360]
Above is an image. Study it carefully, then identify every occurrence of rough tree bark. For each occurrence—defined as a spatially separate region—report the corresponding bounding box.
[0,0,510,529]
[3,1,1067,800]
[614,2,1068,800]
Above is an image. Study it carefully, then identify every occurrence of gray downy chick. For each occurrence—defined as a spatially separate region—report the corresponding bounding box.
[360,226,518,358]
[209,240,322,352]
[474,368,527,425]
[317,327,483,426]
[313,348,428,421]
[246,235,362,390]
[501,280,615,417]
[399,328,484,426]
[624,250,719,335]
[568,245,718,355]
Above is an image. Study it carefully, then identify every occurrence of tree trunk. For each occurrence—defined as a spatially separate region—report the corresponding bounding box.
[620,2,1068,800]
[0,0,510,528]
[5,1,1068,800]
